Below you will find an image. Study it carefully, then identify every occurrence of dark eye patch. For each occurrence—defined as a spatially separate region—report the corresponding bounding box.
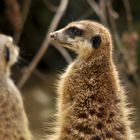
[4,46,10,62]
[66,27,83,38]
[91,35,101,48]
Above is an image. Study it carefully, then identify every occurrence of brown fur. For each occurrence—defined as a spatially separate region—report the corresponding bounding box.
[48,20,134,140]
[0,34,32,140]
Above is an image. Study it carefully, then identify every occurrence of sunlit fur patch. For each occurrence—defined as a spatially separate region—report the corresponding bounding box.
[7,36,13,42]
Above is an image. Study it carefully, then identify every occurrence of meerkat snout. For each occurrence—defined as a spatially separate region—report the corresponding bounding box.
[49,31,62,43]
[49,33,56,39]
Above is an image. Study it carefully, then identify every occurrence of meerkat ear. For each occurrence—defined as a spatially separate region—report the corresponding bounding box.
[91,35,101,48]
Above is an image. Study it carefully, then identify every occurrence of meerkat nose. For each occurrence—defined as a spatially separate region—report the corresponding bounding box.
[49,33,56,39]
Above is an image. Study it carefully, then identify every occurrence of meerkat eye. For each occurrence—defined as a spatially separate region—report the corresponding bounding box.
[4,46,10,62]
[91,35,101,48]
[66,27,83,38]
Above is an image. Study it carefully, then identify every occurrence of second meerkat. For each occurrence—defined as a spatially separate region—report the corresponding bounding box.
[0,34,32,140]
[49,20,134,140]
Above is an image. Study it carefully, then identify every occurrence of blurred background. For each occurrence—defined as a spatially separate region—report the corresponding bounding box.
[0,0,140,139]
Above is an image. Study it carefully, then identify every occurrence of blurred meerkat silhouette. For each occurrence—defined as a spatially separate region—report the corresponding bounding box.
[48,20,135,140]
[0,34,32,140]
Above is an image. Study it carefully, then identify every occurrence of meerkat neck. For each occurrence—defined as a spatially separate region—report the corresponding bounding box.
[77,53,112,70]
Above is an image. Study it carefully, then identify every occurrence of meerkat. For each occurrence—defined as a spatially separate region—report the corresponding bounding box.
[48,20,135,140]
[0,34,32,140]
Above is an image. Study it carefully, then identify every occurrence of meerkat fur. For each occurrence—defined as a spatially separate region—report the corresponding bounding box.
[0,34,32,140]
[48,20,135,140]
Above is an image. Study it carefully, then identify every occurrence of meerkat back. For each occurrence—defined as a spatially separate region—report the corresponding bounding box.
[48,20,135,140]
[0,34,32,140]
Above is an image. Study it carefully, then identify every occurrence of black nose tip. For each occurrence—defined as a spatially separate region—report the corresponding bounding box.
[49,33,56,38]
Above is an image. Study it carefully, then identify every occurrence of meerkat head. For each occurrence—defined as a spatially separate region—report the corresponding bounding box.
[49,20,112,59]
[0,34,19,74]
